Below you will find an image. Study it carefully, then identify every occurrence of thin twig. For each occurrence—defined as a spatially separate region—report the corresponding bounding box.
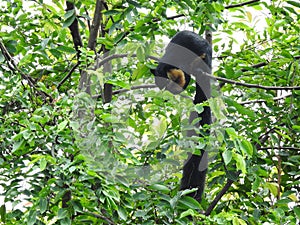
[205,178,236,216]
[57,62,80,90]
[150,0,261,24]
[258,146,300,151]
[112,84,157,95]
[85,211,115,224]
[204,72,300,90]
[240,92,292,105]
[241,61,268,72]
[255,116,298,150]
[0,40,51,101]
[97,53,159,68]
[225,0,260,9]
[92,84,157,99]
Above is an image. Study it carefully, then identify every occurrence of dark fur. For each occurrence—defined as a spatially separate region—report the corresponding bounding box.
[151,30,212,202]
[151,30,212,94]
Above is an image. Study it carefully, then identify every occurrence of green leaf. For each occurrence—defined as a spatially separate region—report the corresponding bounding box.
[225,98,256,118]
[233,153,246,174]
[41,37,50,49]
[101,114,119,123]
[178,196,201,209]
[253,208,261,220]
[127,0,141,7]
[226,127,238,139]
[27,211,37,225]
[49,48,62,58]
[209,98,227,120]
[39,158,47,171]
[224,65,235,78]
[12,139,25,155]
[233,217,247,225]
[222,150,232,165]
[58,208,68,219]
[106,80,131,89]
[60,217,71,225]
[227,170,240,181]
[150,116,167,139]
[265,182,278,197]
[233,217,239,225]
[19,53,32,66]
[136,46,145,61]
[57,45,77,54]
[0,53,4,63]
[179,209,195,218]
[98,37,114,49]
[252,176,260,191]
[39,197,48,214]
[148,184,170,193]
[273,208,285,219]
[117,206,127,221]
[102,189,120,202]
[57,120,68,132]
[239,139,253,157]
[0,205,6,223]
[195,104,204,114]
[180,188,198,196]
[294,206,300,219]
[64,9,75,19]
[132,64,149,80]
[287,1,300,8]
[63,14,76,28]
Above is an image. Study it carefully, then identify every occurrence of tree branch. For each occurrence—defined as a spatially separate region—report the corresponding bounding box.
[205,178,236,216]
[240,61,268,72]
[66,1,83,59]
[258,146,300,151]
[87,0,103,51]
[112,84,157,95]
[150,0,261,24]
[57,62,80,90]
[83,211,115,224]
[97,53,159,68]
[225,0,260,9]
[0,40,51,101]
[255,115,298,150]
[239,55,299,72]
[240,92,292,105]
[205,72,300,90]
[92,84,157,99]
[79,0,104,92]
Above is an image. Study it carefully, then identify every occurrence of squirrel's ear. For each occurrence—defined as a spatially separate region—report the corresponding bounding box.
[150,68,156,75]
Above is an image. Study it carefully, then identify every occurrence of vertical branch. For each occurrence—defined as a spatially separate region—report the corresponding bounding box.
[88,0,103,51]
[103,70,113,103]
[59,1,84,210]
[66,1,83,60]
[205,29,212,46]
[203,26,238,216]
[276,155,282,200]
[79,0,104,93]
[276,135,282,200]
[100,1,113,103]
[62,186,71,208]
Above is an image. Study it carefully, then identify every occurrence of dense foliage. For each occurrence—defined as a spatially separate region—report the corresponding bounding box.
[0,0,300,224]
